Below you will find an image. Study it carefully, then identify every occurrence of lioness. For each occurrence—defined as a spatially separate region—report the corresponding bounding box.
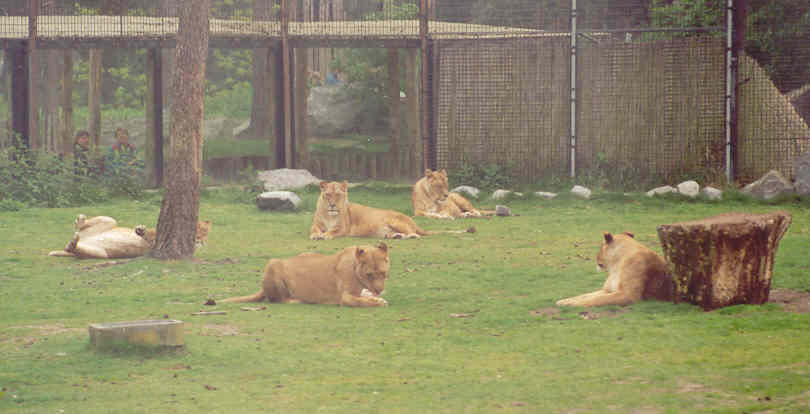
[311,181,430,240]
[556,232,674,307]
[49,214,211,259]
[222,243,391,307]
[412,169,492,219]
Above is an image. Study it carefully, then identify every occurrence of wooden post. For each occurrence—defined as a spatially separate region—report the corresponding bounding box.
[60,50,74,156]
[146,48,165,188]
[10,45,30,153]
[406,48,420,179]
[387,48,400,178]
[419,0,431,171]
[657,212,792,311]
[271,45,285,169]
[281,0,293,168]
[28,0,39,150]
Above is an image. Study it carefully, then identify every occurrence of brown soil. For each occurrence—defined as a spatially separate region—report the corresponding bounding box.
[768,288,810,313]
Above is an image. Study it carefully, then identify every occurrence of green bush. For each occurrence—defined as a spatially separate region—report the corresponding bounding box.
[0,148,145,208]
[449,161,517,192]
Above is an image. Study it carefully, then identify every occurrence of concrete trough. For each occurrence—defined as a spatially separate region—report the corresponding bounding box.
[89,319,184,348]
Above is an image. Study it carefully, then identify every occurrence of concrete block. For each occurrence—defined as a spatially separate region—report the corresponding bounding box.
[89,319,184,348]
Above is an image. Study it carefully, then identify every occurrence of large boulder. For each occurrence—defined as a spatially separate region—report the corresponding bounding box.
[257,169,321,191]
[676,180,700,198]
[452,185,480,199]
[646,185,676,197]
[741,170,794,200]
[795,151,810,196]
[256,191,302,211]
[571,185,591,199]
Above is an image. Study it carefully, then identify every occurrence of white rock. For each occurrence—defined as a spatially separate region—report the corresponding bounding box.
[701,186,723,200]
[452,185,480,198]
[257,168,321,191]
[535,191,558,200]
[491,189,511,200]
[677,180,700,198]
[571,185,591,199]
[256,191,302,211]
[646,185,676,197]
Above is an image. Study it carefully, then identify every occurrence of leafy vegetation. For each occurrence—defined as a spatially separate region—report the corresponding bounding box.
[1,189,809,413]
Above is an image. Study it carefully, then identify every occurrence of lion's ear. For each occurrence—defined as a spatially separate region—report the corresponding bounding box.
[440,168,447,175]
[622,231,635,238]
[355,247,365,258]
[603,232,613,243]
[319,181,329,190]
[341,181,349,191]
[425,169,433,177]
[377,242,388,254]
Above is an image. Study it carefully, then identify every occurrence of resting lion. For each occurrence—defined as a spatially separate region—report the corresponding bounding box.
[556,232,674,307]
[310,181,430,240]
[222,243,391,307]
[49,214,211,259]
[412,169,492,219]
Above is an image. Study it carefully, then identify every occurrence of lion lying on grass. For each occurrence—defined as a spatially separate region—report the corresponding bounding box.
[412,169,493,219]
[222,243,391,307]
[311,181,453,240]
[556,232,674,307]
[49,214,210,259]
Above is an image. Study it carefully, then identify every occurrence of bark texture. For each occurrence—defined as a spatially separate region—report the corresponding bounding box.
[657,212,792,311]
[153,0,210,260]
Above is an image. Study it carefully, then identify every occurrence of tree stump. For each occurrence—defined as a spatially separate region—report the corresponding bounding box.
[657,212,792,311]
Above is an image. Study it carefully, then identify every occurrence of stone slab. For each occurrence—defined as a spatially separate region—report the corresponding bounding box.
[89,319,184,348]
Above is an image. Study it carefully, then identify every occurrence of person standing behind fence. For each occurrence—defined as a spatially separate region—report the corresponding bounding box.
[73,130,91,176]
[104,128,137,175]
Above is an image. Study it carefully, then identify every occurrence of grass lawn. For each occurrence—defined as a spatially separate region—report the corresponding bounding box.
[1,186,809,413]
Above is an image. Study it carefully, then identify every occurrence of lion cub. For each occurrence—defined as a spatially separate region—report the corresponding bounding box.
[556,232,674,307]
[412,169,491,219]
[222,243,391,307]
[310,181,429,240]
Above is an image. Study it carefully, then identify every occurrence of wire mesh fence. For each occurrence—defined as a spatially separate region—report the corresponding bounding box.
[1,0,808,185]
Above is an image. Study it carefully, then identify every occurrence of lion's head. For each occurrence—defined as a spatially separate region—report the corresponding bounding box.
[597,231,635,271]
[319,181,349,216]
[354,242,390,296]
[135,220,212,248]
[422,169,450,203]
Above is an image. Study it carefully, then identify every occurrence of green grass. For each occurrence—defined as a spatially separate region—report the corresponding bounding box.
[1,188,809,413]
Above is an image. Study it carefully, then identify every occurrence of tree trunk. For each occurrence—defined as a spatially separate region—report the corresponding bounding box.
[387,48,401,178]
[657,212,793,311]
[406,48,419,179]
[87,49,102,151]
[60,50,73,156]
[153,0,210,260]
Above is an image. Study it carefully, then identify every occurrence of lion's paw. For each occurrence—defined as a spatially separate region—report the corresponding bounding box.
[66,232,80,252]
[310,234,325,240]
[374,297,389,307]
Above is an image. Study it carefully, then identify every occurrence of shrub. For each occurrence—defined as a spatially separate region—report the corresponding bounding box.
[0,148,144,208]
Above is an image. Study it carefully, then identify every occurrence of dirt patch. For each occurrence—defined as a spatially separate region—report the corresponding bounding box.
[768,288,810,313]
[199,324,240,337]
[578,308,629,320]
[529,307,560,317]
[4,324,84,349]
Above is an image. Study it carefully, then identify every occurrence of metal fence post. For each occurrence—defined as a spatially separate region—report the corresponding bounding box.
[569,0,577,178]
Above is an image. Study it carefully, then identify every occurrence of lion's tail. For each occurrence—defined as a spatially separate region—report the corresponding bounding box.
[220,291,265,303]
[424,226,477,235]
[48,250,75,257]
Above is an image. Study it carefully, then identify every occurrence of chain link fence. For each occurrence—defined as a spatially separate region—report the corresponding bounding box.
[2,1,808,185]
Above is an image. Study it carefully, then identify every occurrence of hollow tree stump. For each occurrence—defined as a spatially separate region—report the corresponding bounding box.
[657,212,792,311]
